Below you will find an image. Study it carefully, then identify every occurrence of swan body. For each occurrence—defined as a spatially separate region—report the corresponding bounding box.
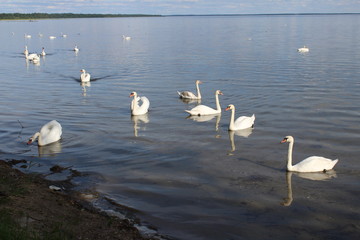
[40,47,46,56]
[25,52,40,62]
[27,120,62,146]
[298,46,309,53]
[49,36,56,39]
[130,91,150,115]
[80,69,91,82]
[185,90,223,116]
[123,35,131,40]
[74,45,79,52]
[281,136,338,172]
[177,80,203,100]
[24,34,31,38]
[225,104,255,130]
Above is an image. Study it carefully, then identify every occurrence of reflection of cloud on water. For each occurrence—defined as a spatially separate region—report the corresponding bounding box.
[282,171,337,207]
[37,141,62,157]
[131,114,149,137]
[227,128,253,154]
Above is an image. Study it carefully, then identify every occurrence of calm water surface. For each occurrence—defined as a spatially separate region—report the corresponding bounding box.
[0,15,359,239]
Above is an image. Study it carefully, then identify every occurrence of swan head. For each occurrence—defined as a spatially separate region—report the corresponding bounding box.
[80,69,86,73]
[225,104,235,111]
[27,132,40,145]
[129,92,137,98]
[215,90,223,95]
[196,80,203,84]
[281,136,294,144]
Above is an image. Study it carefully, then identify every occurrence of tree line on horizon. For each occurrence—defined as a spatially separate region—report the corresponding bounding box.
[0,13,161,20]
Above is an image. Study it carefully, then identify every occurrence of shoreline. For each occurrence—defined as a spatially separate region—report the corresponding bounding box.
[0,159,164,240]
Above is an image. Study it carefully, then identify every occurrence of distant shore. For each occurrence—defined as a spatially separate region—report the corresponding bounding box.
[0,13,162,20]
[1,12,359,20]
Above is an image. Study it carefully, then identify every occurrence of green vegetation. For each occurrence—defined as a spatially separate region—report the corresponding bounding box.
[0,13,161,20]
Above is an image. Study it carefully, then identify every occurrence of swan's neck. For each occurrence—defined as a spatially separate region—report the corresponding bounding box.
[287,141,294,171]
[196,83,201,98]
[229,108,235,130]
[32,132,41,145]
[131,94,138,110]
[215,93,221,111]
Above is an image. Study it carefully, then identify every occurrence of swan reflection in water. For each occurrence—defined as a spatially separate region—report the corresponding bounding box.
[227,128,253,154]
[282,171,337,206]
[81,82,91,96]
[131,114,149,137]
[37,141,62,157]
[179,97,201,104]
[186,113,221,132]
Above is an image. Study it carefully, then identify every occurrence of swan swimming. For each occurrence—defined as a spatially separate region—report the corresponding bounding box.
[80,69,91,82]
[225,104,255,130]
[297,46,309,53]
[185,90,223,116]
[40,47,46,56]
[177,80,203,100]
[27,120,62,146]
[281,136,338,172]
[74,45,79,52]
[130,91,150,116]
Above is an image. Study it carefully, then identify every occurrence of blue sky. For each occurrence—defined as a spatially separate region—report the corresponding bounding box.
[1,0,359,15]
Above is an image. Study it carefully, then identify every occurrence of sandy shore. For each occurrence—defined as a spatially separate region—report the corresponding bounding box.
[0,159,162,240]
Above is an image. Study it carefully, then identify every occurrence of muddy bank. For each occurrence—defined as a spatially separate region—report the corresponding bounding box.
[0,159,162,240]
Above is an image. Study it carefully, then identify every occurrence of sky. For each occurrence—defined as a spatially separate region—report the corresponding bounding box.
[1,0,360,15]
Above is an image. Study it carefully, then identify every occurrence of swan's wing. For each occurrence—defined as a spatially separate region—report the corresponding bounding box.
[139,96,150,110]
[234,114,255,129]
[294,156,338,172]
[40,120,62,145]
[178,91,197,99]
[185,105,217,115]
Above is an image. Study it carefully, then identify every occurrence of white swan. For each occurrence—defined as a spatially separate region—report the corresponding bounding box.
[123,35,131,40]
[281,136,338,172]
[49,36,56,39]
[25,52,40,63]
[130,91,150,116]
[80,69,91,82]
[225,104,255,130]
[177,80,203,100]
[27,120,62,146]
[40,47,46,56]
[297,46,309,53]
[73,45,79,52]
[24,46,28,55]
[185,90,223,116]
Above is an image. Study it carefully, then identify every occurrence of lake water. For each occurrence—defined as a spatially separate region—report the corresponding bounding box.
[0,15,359,240]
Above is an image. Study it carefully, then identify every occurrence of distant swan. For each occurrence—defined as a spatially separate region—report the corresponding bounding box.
[123,35,131,40]
[25,52,40,63]
[281,136,338,172]
[80,69,91,82]
[49,36,56,39]
[40,47,46,56]
[24,46,28,55]
[185,90,223,116]
[177,80,203,100]
[27,120,62,146]
[130,91,150,116]
[225,104,255,130]
[73,45,79,52]
[297,46,309,53]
